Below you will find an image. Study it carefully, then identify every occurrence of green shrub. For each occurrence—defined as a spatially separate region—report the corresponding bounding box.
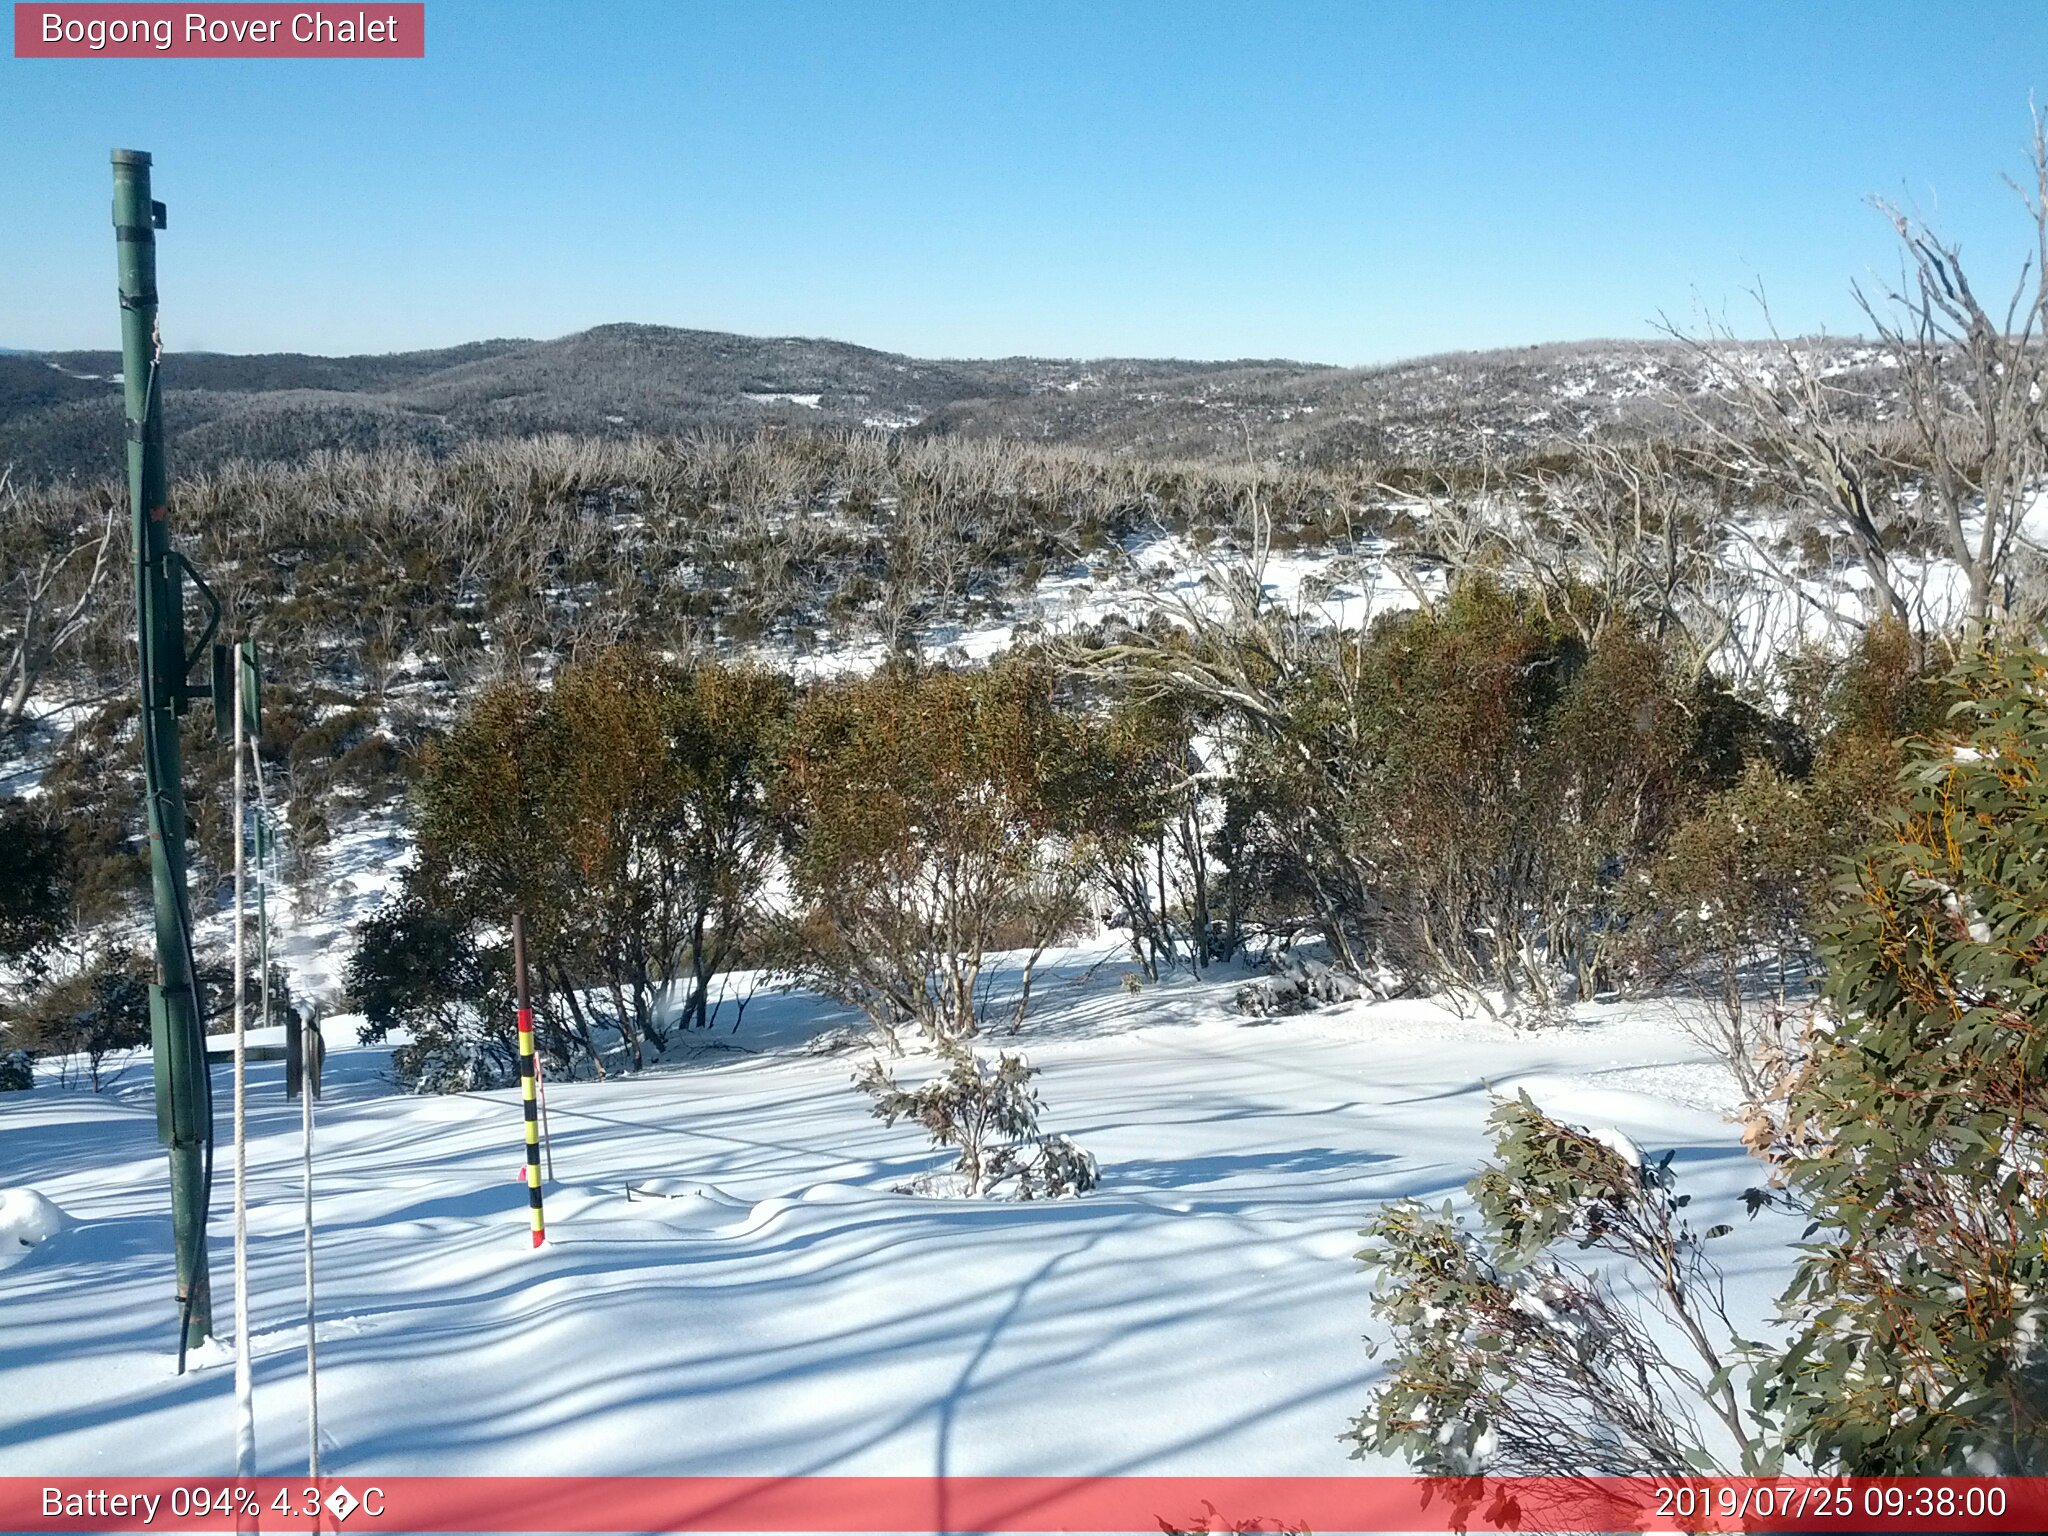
[857,1040,1098,1199]
[401,646,787,1078]
[1078,691,1242,977]
[1348,1093,1768,1477]
[1761,645,2048,1472]
[5,948,152,1091]
[1235,581,1721,1017]
[0,801,69,973]
[347,895,518,1093]
[1358,645,2048,1482]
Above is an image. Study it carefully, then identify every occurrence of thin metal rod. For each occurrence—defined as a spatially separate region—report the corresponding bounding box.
[301,1005,321,1485]
[247,691,316,1483]
[232,651,254,1483]
[535,1040,556,1185]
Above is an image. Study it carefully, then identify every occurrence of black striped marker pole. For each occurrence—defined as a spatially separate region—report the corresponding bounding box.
[513,914,545,1248]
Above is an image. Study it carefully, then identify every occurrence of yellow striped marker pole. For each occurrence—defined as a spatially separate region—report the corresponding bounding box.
[513,914,545,1248]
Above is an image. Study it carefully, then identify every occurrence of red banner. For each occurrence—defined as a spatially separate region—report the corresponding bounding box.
[4,1476,2047,1533]
[13,4,424,58]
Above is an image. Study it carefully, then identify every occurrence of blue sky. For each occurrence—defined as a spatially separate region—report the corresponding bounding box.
[4,1,2046,362]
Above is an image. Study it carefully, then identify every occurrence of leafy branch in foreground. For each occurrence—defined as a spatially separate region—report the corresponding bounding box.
[1347,1093,1771,1478]
[1756,645,2048,1472]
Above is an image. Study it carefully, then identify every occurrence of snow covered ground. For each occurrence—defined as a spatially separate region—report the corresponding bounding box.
[0,945,1799,1481]
[787,532,1434,682]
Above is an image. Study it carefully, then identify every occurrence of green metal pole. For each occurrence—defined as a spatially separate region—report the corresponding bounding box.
[114,148,213,1352]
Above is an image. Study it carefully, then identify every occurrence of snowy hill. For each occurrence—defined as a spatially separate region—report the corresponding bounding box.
[0,326,1899,483]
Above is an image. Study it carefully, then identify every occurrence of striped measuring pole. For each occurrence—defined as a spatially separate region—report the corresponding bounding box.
[512,914,545,1248]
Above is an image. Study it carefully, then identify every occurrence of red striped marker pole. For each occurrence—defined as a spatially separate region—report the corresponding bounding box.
[512,914,545,1248]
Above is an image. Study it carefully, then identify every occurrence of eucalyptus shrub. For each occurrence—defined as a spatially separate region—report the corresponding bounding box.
[347,895,518,1093]
[0,801,68,975]
[1297,582,1712,1019]
[1357,645,2048,1480]
[1761,646,2048,1472]
[779,658,1091,1046]
[1641,617,1947,1103]
[857,1040,1098,1199]
[1347,1094,1769,1478]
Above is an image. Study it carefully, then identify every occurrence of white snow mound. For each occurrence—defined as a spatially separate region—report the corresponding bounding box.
[0,1188,67,1268]
[624,1180,752,1232]
[177,1336,235,1372]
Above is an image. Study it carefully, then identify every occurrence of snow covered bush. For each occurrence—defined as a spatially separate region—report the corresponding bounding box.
[780,659,1091,1046]
[857,1041,1098,1199]
[347,896,520,1093]
[1754,645,2048,1472]
[1233,949,1376,1016]
[0,1187,66,1268]
[3,947,152,1091]
[1348,1093,1769,1477]
[0,1050,30,1091]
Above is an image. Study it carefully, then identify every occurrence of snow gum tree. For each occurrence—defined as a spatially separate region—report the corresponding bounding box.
[1675,115,2048,638]
[1343,582,1706,1017]
[545,650,790,1039]
[0,475,116,735]
[1647,762,1835,1103]
[3,947,152,1092]
[777,657,1091,1045]
[392,646,788,1077]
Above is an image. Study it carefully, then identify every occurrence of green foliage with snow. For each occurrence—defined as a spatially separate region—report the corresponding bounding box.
[0,802,68,973]
[1763,645,2048,1472]
[857,1040,1097,1199]
[1347,1093,1767,1478]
